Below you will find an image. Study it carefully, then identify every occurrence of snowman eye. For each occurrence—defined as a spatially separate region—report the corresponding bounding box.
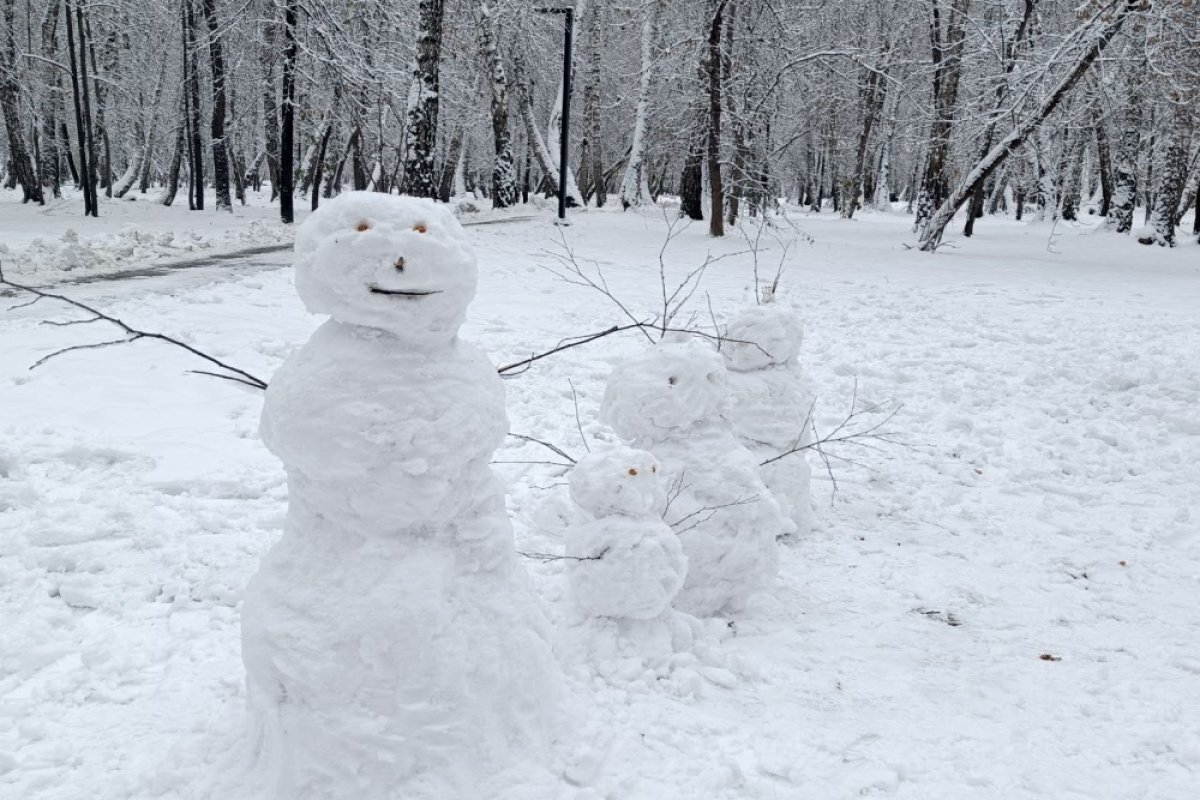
[627,468,638,476]
[651,465,657,473]
[668,376,678,386]
[355,221,370,232]
[412,223,427,233]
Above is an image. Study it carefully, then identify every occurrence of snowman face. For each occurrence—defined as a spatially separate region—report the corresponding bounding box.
[601,340,731,442]
[294,192,477,342]
[569,446,666,518]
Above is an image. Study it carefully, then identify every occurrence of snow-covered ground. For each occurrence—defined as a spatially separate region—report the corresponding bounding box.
[1,196,1198,799]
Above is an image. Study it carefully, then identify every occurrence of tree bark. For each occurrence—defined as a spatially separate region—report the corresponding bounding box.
[915,0,971,231]
[279,0,297,223]
[706,0,729,237]
[619,0,660,209]
[479,3,518,208]
[201,0,231,210]
[403,0,445,199]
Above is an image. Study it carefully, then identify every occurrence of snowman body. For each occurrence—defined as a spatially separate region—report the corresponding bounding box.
[723,305,814,538]
[600,340,783,617]
[240,193,555,799]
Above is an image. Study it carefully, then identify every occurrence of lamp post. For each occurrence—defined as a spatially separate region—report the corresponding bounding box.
[534,6,574,223]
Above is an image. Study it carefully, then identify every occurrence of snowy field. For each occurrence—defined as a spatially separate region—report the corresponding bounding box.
[2,193,1199,799]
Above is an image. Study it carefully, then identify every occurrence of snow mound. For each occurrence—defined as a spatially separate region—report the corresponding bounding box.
[0,220,290,278]
[723,304,803,372]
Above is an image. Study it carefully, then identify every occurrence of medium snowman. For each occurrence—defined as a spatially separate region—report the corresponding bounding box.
[600,339,785,617]
[722,304,814,538]
[240,192,557,799]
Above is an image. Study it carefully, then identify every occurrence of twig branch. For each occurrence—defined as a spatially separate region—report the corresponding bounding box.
[507,432,578,465]
[0,262,269,390]
[518,547,610,563]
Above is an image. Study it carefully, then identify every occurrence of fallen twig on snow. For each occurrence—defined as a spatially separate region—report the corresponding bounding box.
[0,261,269,390]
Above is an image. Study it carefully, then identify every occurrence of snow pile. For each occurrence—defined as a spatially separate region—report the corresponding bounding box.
[601,339,784,616]
[723,304,814,537]
[241,192,557,798]
[0,219,291,278]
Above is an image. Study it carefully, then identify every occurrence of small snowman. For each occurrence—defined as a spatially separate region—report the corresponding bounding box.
[240,192,556,798]
[722,303,814,538]
[566,445,687,640]
[600,338,785,617]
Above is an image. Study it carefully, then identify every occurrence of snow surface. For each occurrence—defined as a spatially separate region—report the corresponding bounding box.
[2,193,1200,798]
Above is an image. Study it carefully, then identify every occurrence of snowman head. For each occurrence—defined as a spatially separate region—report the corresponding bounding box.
[722,305,803,372]
[294,192,476,344]
[601,339,730,443]
[569,446,666,518]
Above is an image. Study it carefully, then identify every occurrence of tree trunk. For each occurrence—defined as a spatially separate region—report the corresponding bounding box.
[844,45,891,219]
[438,125,463,202]
[0,0,43,204]
[39,0,64,198]
[403,0,445,199]
[1140,106,1191,247]
[479,3,517,209]
[1093,105,1115,217]
[619,0,660,209]
[182,0,204,210]
[279,0,297,223]
[915,0,971,231]
[585,2,605,207]
[200,0,231,210]
[706,0,729,237]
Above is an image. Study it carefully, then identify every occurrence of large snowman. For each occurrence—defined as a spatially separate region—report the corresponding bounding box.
[240,192,557,799]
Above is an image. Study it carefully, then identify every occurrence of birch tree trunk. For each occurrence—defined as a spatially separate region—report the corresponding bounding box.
[479,3,518,208]
[402,0,444,199]
[619,0,661,209]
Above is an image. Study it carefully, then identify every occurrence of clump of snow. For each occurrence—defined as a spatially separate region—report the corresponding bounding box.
[601,340,784,616]
[565,447,686,620]
[723,303,803,372]
[241,192,557,797]
[0,220,291,279]
[722,304,815,537]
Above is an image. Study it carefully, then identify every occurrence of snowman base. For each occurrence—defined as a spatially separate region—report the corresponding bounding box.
[241,509,556,798]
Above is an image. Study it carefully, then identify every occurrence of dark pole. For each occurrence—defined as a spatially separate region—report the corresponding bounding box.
[536,6,574,223]
[557,9,572,222]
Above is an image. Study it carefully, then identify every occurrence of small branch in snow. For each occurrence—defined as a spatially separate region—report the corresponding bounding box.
[507,432,577,465]
[669,495,760,535]
[0,262,269,391]
[518,547,610,563]
[568,378,590,454]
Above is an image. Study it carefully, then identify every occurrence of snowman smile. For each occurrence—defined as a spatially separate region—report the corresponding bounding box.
[368,285,443,297]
